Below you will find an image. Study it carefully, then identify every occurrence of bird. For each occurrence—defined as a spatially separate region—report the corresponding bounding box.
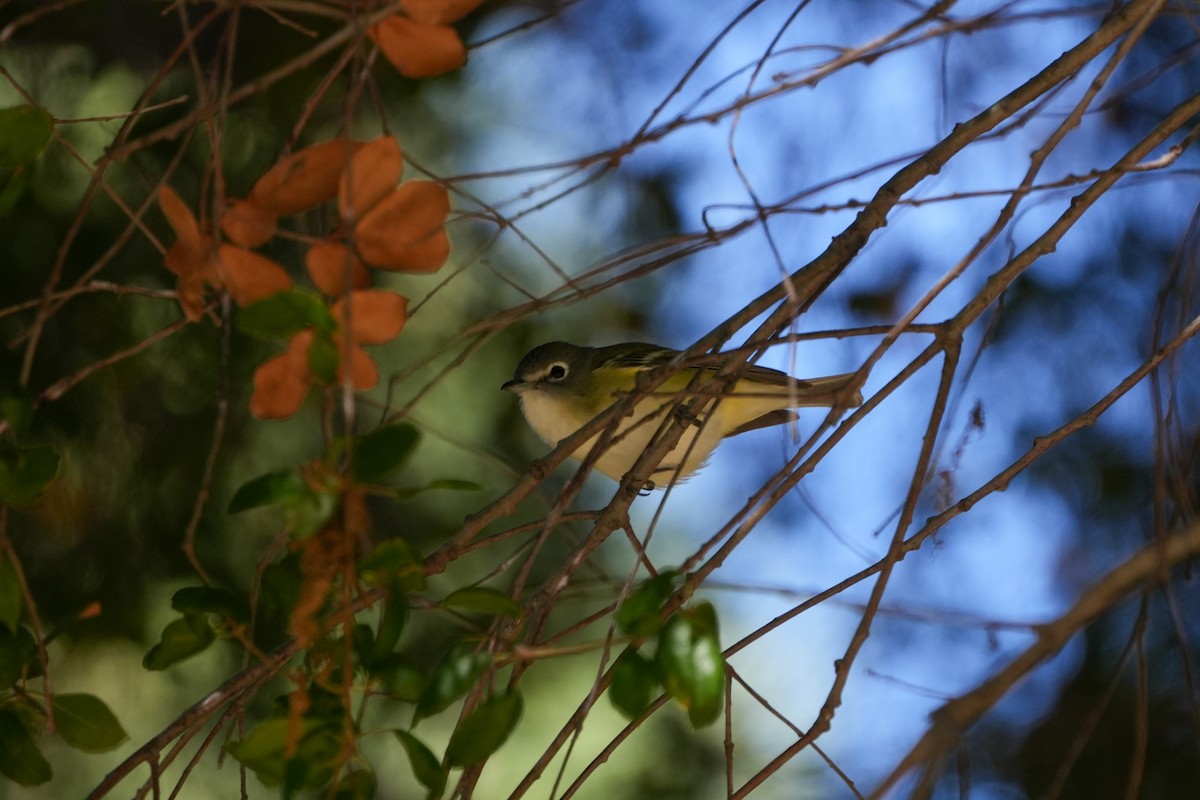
[501,341,863,486]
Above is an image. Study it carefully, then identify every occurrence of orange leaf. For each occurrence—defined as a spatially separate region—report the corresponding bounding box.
[176,270,210,322]
[248,139,361,214]
[332,290,408,345]
[163,233,214,278]
[369,15,467,79]
[401,0,489,25]
[158,185,203,249]
[354,181,451,272]
[340,345,379,390]
[221,199,278,247]
[305,240,372,297]
[250,331,314,419]
[338,136,403,222]
[217,245,293,307]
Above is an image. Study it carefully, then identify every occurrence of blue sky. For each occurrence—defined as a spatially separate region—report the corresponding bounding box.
[437,1,1200,795]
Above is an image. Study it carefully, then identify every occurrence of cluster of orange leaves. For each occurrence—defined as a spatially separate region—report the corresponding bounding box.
[368,0,489,78]
[158,136,452,419]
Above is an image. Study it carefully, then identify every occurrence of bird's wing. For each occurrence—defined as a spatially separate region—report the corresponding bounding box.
[595,344,813,389]
[594,343,680,370]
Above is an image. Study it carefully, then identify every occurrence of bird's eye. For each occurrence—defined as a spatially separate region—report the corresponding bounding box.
[547,363,568,381]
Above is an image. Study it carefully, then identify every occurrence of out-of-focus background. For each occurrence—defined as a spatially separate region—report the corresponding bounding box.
[1,0,1198,798]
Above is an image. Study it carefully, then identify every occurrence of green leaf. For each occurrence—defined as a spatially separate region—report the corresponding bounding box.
[0,707,51,785]
[685,621,725,728]
[375,655,424,702]
[413,645,491,723]
[307,330,339,383]
[226,718,340,791]
[0,625,38,689]
[0,552,21,633]
[143,614,217,670]
[655,613,693,707]
[256,557,303,647]
[228,469,338,537]
[389,478,485,500]
[52,693,129,753]
[393,730,446,799]
[0,710,51,786]
[351,423,419,483]
[332,768,377,800]
[609,647,658,719]
[238,291,333,339]
[225,718,290,787]
[0,166,32,216]
[228,470,306,513]
[654,604,726,729]
[360,538,426,592]
[0,442,60,507]
[445,689,523,767]
[616,571,678,638]
[285,486,338,539]
[440,587,521,619]
[0,388,34,434]
[171,585,250,623]
[0,105,53,167]
[351,623,375,667]
[370,583,409,664]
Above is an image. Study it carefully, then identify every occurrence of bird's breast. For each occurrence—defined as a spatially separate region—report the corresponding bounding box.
[518,391,593,447]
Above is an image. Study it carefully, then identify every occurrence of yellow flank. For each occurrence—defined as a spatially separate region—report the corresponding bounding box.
[547,365,806,481]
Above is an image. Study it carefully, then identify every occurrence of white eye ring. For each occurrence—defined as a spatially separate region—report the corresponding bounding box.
[547,362,568,381]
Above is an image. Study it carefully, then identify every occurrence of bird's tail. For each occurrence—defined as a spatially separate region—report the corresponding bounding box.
[789,371,864,408]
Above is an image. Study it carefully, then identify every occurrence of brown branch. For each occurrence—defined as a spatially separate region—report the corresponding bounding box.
[871,523,1200,799]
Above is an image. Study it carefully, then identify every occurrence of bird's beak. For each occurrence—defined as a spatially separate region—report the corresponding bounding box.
[501,379,530,394]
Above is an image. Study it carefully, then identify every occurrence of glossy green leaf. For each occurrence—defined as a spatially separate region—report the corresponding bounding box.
[238,291,333,339]
[609,647,658,719]
[0,552,21,633]
[292,725,342,791]
[440,587,521,618]
[656,614,693,702]
[616,571,678,638]
[0,708,51,785]
[228,470,306,513]
[445,689,523,767]
[0,442,60,507]
[654,604,726,729]
[685,622,725,728]
[376,655,424,702]
[351,423,419,483]
[360,538,426,592]
[370,583,409,664]
[226,718,340,791]
[0,625,38,689]
[307,330,339,383]
[0,105,53,167]
[143,614,217,670]
[332,768,377,800]
[393,729,446,799]
[413,645,491,723]
[171,585,250,623]
[225,718,290,787]
[52,693,129,753]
